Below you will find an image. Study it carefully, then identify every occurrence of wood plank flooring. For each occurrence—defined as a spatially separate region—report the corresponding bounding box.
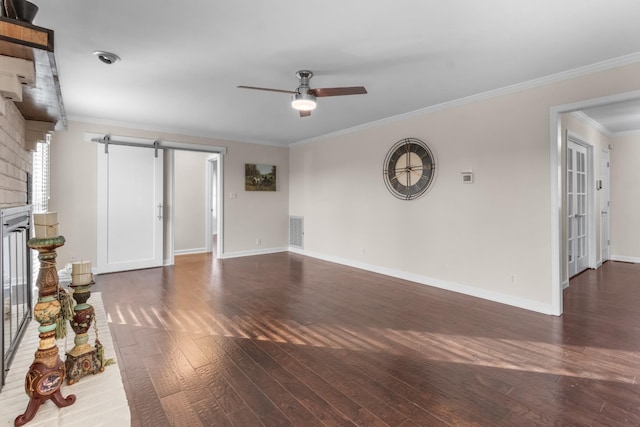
[93,254,640,426]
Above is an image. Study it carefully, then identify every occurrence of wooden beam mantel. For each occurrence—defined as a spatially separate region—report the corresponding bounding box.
[0,17,52,51]
[0,16,65,129]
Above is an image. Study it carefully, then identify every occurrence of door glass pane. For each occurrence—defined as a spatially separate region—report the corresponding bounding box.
[568,148,573,169]
[568,172,573,192]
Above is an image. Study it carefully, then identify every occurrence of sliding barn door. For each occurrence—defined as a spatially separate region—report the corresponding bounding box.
[97,144,164,273]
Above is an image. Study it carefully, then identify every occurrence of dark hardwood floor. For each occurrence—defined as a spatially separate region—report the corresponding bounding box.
[94,254,640,426]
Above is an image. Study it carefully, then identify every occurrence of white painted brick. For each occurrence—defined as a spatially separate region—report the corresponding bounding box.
[0,101,30,206]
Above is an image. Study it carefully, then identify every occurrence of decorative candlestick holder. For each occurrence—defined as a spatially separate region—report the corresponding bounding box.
[15,236,75,427]
[65,275,103,385]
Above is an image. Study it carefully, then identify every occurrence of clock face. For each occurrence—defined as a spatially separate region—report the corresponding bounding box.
[383,138,436,200]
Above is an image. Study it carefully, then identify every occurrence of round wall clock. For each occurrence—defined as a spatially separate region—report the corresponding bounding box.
[383,137,436,200]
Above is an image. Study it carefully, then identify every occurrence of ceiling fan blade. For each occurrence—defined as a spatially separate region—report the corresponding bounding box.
[299,110,311,118]
[237,85,297,94]
[309,86,367,97]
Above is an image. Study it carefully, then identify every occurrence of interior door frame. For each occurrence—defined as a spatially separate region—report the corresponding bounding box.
[550,89,640,316]
[164,150,175,266]
[599,148,611,264]
[170,152,227,265]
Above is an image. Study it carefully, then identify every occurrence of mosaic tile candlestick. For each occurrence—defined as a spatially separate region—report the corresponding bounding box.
[65,262,102,385]
[15,236,75,427]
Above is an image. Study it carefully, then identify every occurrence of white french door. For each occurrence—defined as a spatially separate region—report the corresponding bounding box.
[600,150,610,263]
[567,141,589,277]
[97,144,164,273]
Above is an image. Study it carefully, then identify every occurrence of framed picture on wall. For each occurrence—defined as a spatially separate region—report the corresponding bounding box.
[245,163,276,191]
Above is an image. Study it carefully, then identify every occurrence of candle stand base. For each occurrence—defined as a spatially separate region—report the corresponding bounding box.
[14,358,76,427]
[65,348,102,385]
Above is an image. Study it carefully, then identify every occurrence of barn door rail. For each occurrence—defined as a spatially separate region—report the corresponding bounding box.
[94,135,161,157]
[91,134,227,155]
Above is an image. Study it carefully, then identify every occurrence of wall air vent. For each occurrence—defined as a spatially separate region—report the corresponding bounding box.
[289,216,304,249]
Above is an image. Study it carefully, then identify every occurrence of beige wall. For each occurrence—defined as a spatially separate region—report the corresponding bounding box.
[290,62,640,314]
[0,100,30,208]
[610,133,640,261]
[49,120,290,266]
[223,141,289,255]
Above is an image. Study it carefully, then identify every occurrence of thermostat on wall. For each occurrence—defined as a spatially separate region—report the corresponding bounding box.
[461,169,473,184]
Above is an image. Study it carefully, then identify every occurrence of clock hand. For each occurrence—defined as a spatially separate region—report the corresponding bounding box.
[409,163,433,171]
[406,164,410,187]
[405,144,410,170]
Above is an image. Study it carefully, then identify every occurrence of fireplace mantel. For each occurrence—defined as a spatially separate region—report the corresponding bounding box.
[0,16,65,130]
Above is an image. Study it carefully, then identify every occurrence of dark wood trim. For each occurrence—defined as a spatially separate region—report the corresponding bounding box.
[0,17,53,51]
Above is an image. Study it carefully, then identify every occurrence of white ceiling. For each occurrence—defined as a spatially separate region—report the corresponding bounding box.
[580,99,640,134]
[31,0,640,145]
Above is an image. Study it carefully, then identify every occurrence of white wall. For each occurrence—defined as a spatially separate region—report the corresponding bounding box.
[174,150,209,254]
[49,120,289,266]
[610,133,640,261]
[290,62,640,314]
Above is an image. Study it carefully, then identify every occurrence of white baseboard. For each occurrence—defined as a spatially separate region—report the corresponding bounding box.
[219,246,288,259]
[610,255,640,263]
[288,247,555,315]
[174,247,208,256]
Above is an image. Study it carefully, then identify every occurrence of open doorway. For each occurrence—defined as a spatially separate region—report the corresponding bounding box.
[550,89,640,315]
[206,155,222,256]
[173,150,223,259]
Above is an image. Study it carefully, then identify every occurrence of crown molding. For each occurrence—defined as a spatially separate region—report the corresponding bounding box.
[67,115,288,148]
[569,111,612,137]
[610,129,640,138]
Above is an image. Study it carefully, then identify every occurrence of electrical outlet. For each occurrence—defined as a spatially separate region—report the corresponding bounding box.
[256,238,261,245]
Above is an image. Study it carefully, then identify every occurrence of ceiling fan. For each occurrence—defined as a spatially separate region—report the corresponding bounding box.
[238,70,367,117]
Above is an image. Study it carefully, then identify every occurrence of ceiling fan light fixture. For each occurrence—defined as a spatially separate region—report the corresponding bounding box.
[291,92,317,111]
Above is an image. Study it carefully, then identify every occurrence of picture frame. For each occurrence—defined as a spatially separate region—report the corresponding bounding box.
[245,163,276,191]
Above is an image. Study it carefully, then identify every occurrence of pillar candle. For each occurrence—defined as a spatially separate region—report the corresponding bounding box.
[33,212,58,225]
[33,212,59,239]
[71,261,93,285]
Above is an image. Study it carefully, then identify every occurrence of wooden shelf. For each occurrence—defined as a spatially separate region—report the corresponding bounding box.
[0,16,65,129]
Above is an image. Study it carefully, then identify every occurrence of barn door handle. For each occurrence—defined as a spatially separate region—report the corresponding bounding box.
[157,203,163,220]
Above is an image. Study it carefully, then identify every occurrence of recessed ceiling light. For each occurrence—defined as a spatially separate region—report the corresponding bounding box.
[93,51,120,65]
